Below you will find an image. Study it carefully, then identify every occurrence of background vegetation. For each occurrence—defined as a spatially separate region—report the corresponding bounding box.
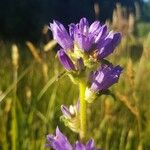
[0,0,150,150]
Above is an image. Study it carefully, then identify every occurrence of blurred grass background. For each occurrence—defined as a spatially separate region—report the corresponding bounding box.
[0,1,150,150]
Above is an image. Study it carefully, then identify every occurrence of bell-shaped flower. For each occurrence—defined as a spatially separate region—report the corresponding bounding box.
[50,20,73,51]
[85,64,122,103]
[74,139,97,150]
[46,127,72,150]
[90,64,122,92]
[46,127,99,150]
[57,49,75,71]
[96,32,121,59]
[50,18,122,70]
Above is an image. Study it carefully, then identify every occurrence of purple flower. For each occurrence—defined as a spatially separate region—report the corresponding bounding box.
[90,64,122,92]
[96,32,121,59]
[46,127,98,150]
[46,127,72,150]
[74,139,95,150]
[50,18,121,60]
[68,18,121,56]
[57,49,75,71]
[50,20,73,51]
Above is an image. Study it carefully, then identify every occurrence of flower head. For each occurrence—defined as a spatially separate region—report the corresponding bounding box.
[46,127,72,150]
[85,64,122,103]
[50,18,121,71]
[46,127,99,150]
[90,64,122,92]
[74,139,96,150]
[68,18,121,57]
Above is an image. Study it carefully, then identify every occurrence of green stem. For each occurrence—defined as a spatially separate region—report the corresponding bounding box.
[79,81,87,141]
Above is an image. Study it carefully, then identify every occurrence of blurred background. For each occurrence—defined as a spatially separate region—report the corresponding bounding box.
[0,0,146,42]
[1,0,150,150]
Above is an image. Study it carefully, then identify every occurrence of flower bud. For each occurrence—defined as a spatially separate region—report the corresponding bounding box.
[60,101,80,133]
[57,49,75,71]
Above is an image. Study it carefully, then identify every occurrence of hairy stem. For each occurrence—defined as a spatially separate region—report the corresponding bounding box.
[79,81,87,141]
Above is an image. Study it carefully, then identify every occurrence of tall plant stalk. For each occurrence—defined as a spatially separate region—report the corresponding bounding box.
[11,44,19,150]
[79,81,87,142]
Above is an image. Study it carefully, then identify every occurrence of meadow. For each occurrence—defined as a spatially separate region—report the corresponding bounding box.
[1,7,150,150]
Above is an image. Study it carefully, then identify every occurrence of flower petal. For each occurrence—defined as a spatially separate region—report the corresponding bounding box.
[94,25,108,43]
[90,64,123,92]
[69,23,77,39]
[79,18,89,35]
[74,141,85,150]
[86,139,95,150]
[96,32,121,59]
[50,20,73,51]
[57,49,75,71]
[89,21,101,34]
[75,33,93,52]
[46,127,72,150]
[61,105,72,119]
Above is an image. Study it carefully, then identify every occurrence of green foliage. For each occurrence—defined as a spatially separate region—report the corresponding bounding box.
[137,22,150,37]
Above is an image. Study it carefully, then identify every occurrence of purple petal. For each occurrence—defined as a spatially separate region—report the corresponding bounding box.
[69,23,77,39]
[90,64,123,92]
[112,32,121,47]
[57,49,75,71]
[47,135,70,150]
[94,25,108,43]
[50,20,73,51]
[47,134,55,143]
[61,105,72,119]
[75,33,93,52]
[79,18,89,35]
[74,141,85,150]
[86,139,95,150]
[46,127,72,150]
[96,32,121,59]
[72,18,92,52]
[89,21,101,34]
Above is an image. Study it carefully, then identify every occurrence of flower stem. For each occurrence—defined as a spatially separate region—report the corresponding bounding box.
[79,81,87,141]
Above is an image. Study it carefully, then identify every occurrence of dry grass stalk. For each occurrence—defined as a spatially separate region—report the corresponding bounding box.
[12,44,19,68]
[26,41,42,63]
[116,92,139,118]
[110,3,135,36]
[94,2,100,19]
[43,40,57,52]
[126,59,135,88]
[42,63,49,82]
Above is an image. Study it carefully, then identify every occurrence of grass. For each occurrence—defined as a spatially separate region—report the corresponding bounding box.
[0,32,150,150]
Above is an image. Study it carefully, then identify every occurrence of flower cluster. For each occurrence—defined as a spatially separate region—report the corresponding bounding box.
[46,127,99,150]
[50,18,121,63]
[50,18,122,102]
